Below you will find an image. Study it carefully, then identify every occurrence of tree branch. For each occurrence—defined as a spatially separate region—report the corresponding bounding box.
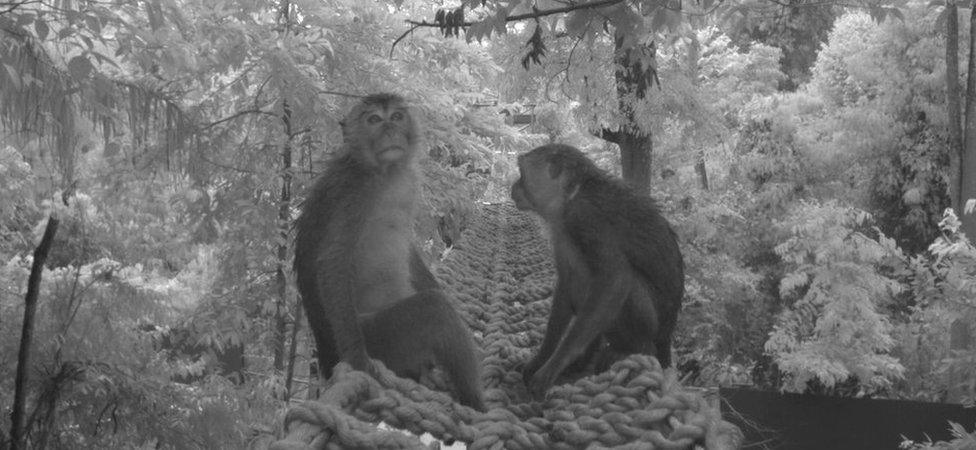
[0,0,37,16]
[403,0,625,32]
[597,127,621,144]
[201,109,277,131]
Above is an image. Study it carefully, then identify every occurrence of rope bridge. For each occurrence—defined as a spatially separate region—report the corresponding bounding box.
[270,204,743,449]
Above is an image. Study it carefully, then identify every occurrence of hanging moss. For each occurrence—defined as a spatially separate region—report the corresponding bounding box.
[0,30,196,179]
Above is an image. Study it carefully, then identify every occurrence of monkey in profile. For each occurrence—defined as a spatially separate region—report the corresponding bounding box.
[294,93,486,410]
[511,144,684,398]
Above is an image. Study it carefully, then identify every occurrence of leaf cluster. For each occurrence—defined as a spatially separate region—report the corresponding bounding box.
[765,201,906,394]
[890,208,976,402]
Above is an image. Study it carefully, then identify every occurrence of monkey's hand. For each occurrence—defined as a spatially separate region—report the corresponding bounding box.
[361,358,398,386]
[527,364,556,400]
[346,350,376,375]
[521,356,542,384]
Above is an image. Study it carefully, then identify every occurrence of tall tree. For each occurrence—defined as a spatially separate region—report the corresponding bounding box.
[944,0,976,238]
[962,4,976,237]
[272,0,296,376]
[11,217,60,450]
[947,0,964,211]
[599,33,658,193]
[684,31,709,190]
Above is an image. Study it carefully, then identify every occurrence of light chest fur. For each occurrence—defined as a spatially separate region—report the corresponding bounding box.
[353,169,420,316]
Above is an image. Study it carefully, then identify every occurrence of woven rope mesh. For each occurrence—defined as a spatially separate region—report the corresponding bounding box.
[270,204,743,449]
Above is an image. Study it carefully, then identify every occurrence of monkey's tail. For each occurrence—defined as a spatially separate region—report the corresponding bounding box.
[442,339,487,411]
[425,291,487,411]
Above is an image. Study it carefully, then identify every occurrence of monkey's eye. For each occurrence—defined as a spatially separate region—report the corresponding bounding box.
[391,111,404,121]
[366,114,382,124]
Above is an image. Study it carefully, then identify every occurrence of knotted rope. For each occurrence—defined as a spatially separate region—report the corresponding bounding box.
[270,204,743,449]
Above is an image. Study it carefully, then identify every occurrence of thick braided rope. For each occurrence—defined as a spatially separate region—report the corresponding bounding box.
[270,204,743,449]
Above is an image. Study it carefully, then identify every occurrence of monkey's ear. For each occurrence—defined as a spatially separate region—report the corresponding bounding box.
[339,120,349,142]
[566,183,580,200]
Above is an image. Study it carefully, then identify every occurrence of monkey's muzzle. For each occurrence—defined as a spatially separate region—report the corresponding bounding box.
[377,146,406,162]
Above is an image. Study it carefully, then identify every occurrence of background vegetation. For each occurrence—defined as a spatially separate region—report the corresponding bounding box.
[2,0,975,448]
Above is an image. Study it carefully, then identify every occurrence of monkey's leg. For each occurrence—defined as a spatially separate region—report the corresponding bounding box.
[562,337,607,377]
[608,285,673,368]
[363,290,486,411]
[547,336,611,386]
[634,285,676,368]
[602,329,655,372]
[528,266,635,397]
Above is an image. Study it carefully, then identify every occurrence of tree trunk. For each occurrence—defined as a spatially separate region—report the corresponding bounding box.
[598,33,656,195]
[687,32,708,191]
[307,353,321,400]
[272,100,293,373]
[616,133,653,192]
[962,4,976,239]
[947,1,963,211]
[284,300,303,402]
[272,0,293,374]
[12,216,59,450]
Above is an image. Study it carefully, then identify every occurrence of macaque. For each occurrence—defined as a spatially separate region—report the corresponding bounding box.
[294,93,485,410]
[511,143,684,398]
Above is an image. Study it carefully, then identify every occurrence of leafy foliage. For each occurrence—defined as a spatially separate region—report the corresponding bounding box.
[766,202,905,394]
[3,0,976,446]
[892,209,976,402]
[670,189,768,387]
[901,421,976,449]
[0,200,263,448]
[726,0,838,91]
[805,8,951,253]
[733,117,805,209]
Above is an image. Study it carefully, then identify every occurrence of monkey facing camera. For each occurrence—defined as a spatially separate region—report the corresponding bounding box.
[293,93,486,411]
[511,143,685,399]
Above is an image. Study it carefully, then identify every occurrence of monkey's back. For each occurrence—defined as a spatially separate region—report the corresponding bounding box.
[295,156,355,295]
[566,177,684,311]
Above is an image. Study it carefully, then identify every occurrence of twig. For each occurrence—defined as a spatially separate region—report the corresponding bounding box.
[201,109,277,131]
[391,23,424,58]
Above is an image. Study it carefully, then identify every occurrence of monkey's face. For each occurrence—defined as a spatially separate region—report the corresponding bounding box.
[511,152,568,218]
[345,97,418,168]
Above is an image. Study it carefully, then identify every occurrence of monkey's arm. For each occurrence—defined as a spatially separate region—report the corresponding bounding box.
[523,271,574,379]
[529,243,631,396]
[318,237,372,373]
